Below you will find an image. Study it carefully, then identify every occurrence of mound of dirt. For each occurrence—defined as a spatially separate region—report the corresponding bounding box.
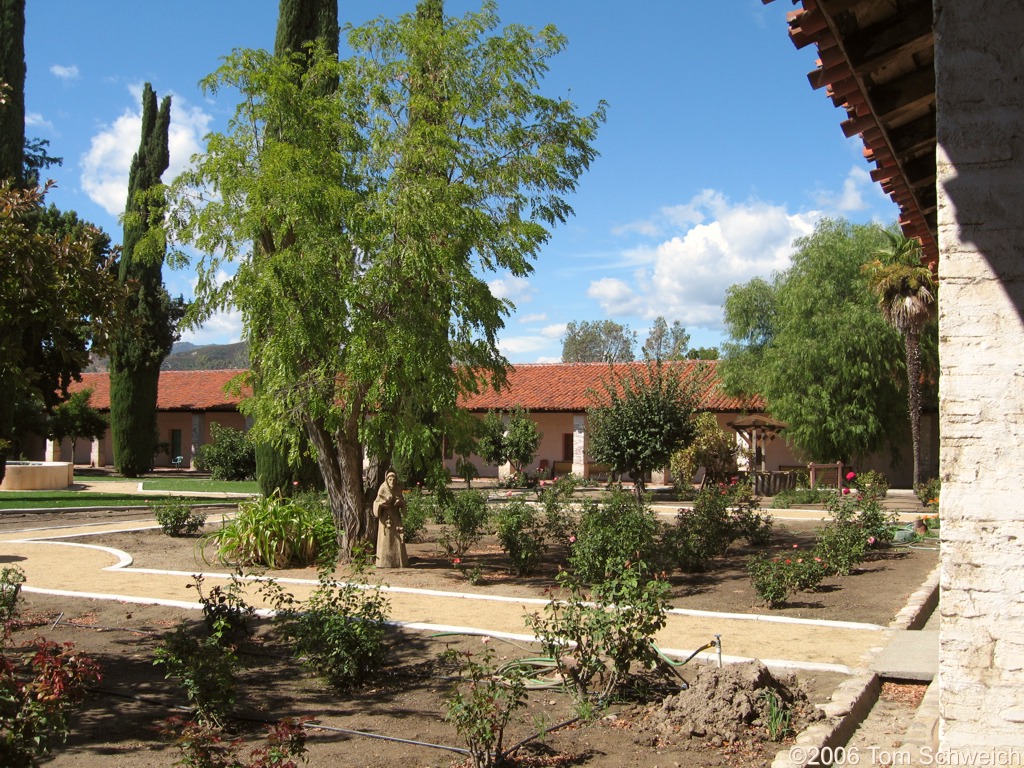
[645,661,825,746]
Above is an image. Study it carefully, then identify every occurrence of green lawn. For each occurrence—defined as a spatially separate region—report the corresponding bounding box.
[141,478,260,494]
[0,492,226,510]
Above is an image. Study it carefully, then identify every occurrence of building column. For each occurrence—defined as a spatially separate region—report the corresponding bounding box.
[191,413,204,469]
[44,439,59,462]
[90,437,102,468]
[937,0,1024,749]
[571,414,586,477]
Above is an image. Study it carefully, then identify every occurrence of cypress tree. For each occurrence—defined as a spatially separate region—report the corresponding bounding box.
[0,0,26,185]
[253,0,337,496]
[109,84,178,477]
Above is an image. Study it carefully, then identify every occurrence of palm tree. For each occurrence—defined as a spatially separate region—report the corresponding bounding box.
[863,231,937,487]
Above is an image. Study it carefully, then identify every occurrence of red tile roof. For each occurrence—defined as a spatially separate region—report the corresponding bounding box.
[460,360,763,414]
[71,369,250,412]
[70,361,762,415]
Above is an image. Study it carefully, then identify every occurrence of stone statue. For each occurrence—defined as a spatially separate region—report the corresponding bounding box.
[373,470,409,568]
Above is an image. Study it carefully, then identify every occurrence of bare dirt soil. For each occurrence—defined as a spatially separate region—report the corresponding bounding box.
[1,508,938,767]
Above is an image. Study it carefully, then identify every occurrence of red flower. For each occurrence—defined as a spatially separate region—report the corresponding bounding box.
[785,559,792,564]
[846,471,856,481]
[842,488,851,495]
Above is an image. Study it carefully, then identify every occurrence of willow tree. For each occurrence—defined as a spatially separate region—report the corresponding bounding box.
[170,2,605,560]
[863,232,937,487]
[109,84,181,476]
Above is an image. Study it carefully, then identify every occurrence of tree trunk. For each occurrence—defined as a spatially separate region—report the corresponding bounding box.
[905,329,924,487]
[305,413,371,563]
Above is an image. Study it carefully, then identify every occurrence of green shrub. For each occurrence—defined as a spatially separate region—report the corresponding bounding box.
[494,500,545,576]
[770,487,836,509]
[153,498,206,537]
[0,566,25,625]
[851,470,888,501]
[155,623,239,727]
[194,423,256,481]
[526,564,670,705]
[537,473,583,553]
[445,643,527,768]
[728,481,774,546]
[667,484,736,572]
[438,490,490,558]
[747,549,827,608]
[915,477,941,509]
[402,487,436,543]
[265,562,390,690]
[202,491,336,569]
[569,489,663,583]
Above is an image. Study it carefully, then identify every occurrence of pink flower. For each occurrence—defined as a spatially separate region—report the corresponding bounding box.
[293,480,299,486]
[481,636,491,645]
[814,557,822,563]
[846,471,856,481]
[842,487,851,495]
[792,544,799,549]
[568,535,577,544]
[452,557,462,565]
[506,490,513,497]
[867,536,876,545]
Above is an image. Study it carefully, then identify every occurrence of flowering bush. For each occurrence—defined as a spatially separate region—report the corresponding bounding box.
[850,470,889,502]
[494,500,546,576]
[914,477,941,510]
[568,489,663,583]
[537,473,583,553]
[747,549,828,607]
[438,490,490,558]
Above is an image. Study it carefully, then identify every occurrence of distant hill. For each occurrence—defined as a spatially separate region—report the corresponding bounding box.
[85,341,249,372]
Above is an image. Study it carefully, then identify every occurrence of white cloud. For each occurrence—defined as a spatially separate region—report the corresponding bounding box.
[587,276,646,316]
[540,323,567,339]
[814,166,874,212]
[589,191,820,329]
[50,64,79,81]
[25,112,54,131]
[81,86,212,216]
[498,335,549,356]
[178,308,243,346]
[488,274,533,304]
[518,312,547,324]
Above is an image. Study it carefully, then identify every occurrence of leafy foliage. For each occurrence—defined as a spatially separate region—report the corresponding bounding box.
[264,562,390,689]
[586,359,700,496]
[445,642,527,768]
[642,316,690,361]
[494,500,546,576]
[526,565,670,706]
[203,491,336,568]
[669,412,738,492]
[437,490,491,558]
[46,388,107,444]
[155,623,239,727]
[561,320,636,363]
[720,219,915,464]
[569,489,663,583]
[476,407,542,475]
[666,481,772,572]
[153,498,206,537]
[194,423,256,482]
[110,83,184,476]
[169,7,604,561]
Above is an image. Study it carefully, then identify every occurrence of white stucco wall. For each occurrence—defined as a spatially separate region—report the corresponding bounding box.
[937,0,1024,749]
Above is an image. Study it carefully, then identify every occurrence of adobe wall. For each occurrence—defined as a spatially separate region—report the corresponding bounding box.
[936,0,1024,748]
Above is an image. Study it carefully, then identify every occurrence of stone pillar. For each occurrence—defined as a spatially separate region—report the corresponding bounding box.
[44,439,59,462]
[191,413,204,469]
[937,0,1024,749]
[90,438,102,468]
[571,415,586,477]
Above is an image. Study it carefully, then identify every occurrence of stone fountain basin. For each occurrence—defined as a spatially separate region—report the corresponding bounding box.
[0,461,74,491]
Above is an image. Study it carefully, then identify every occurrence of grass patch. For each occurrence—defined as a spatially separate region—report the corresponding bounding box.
[0,492,224,510]
[141,479,259,494]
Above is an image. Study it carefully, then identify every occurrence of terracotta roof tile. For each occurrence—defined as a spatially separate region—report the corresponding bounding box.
[71,369,250,411]
[70,361,762,415]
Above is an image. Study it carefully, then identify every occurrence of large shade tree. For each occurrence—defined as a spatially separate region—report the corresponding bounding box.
[170,2,605,560]
[0,0,25,185]
[720,219,912,465]
[109,84,183,476]
[562,320,636,363]
[863,232,937,487]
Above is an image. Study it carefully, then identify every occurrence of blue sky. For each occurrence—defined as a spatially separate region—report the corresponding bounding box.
[24,1,898,362]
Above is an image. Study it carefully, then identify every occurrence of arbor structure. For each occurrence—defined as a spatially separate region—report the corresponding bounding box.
[171,2,605,559]
[561,320,636,363]
[109,84,181,476]
[586,360,699,499]
[720,219,912,465]
[863,232,937,487]
[642,316,689,360]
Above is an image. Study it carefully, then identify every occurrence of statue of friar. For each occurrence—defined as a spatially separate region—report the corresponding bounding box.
[373,470,408,568]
